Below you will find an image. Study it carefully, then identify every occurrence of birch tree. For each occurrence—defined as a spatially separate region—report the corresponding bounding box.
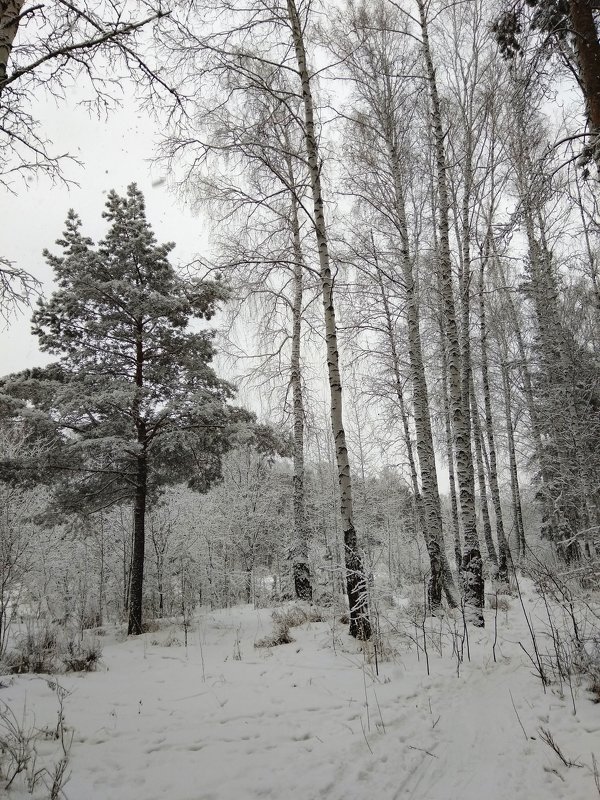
[328,0,458,609]
[187,72,318,601]
[415,0,483,623]
[163,0,371,637]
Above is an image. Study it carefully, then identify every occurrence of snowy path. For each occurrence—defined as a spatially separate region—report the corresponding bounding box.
[2,599,599,800]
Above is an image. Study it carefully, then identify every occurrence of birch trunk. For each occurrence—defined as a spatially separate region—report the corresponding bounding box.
[0,1,23,89]
[374,252,457,608]
[479,245,510,582]
[441,334,462,569]
[501,362,526,558]
[287,0,370,638]
[469,376,498,570]
[289,184,312,601]
[417,0,483,624]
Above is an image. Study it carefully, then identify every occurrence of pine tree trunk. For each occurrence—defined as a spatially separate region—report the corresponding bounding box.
[417,0,483,624]
[569,0,600,169]
[128,451,147,635]
[289,188,312,601]
[287,0,370,638]
[128,322,148,636]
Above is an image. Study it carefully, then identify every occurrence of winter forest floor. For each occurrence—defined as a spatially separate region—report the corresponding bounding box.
[2,581,600,800]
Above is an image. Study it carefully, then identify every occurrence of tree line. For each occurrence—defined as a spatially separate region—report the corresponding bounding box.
[0,0,598,641]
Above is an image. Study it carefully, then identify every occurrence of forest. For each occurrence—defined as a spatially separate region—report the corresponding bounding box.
[0,1,599,799]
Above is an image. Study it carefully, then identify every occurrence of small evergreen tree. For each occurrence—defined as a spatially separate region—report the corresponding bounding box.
[4,184,237,635]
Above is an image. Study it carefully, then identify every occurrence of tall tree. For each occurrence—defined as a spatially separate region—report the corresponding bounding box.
[165,0,372,637]
[416,0,483,624]
[329,0,459,609]
[2,185,235,635]
[286,0,371,637]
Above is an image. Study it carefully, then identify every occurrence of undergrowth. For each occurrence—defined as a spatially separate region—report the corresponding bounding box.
[255,605,324,648]
[1,627,102,675]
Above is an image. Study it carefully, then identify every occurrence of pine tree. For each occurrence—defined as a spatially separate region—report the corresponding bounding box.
[7,184,236,635]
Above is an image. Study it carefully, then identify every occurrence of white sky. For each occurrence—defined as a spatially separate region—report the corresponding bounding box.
[1,96,208,376]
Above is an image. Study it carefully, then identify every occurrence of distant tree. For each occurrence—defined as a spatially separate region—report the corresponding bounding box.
[1,184,238,635]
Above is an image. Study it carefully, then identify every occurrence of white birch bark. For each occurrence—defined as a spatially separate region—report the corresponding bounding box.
[286,0,370,638]
[0,1,24,88]
[479,240,510,582]
[416,0,483,624]
[289,184,312,601]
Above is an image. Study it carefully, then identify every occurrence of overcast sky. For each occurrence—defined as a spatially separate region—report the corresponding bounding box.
[1,95,208,377]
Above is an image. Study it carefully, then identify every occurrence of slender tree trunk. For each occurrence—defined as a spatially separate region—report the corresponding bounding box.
[98,511,105,625]
[417,0,483,624]
[501,363,526,558]
[289,187,312,601]
[376,260,459,608]
[287,0,370,638]
[128,449,147,635]
[470,376,498,570]
[375,142,458,609]
[479,244,510,582]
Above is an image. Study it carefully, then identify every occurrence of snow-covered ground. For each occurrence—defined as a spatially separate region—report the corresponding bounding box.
[2,585,599,800]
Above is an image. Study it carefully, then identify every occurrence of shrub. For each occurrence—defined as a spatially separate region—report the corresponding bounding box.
[255,623,294,648]
[140,620,161,634]
[486,593,511,611]
[2,628,102,675]
[272,605,324,628]
[3,628,60,675]
[255,604,325,648]
[61,640,102,673]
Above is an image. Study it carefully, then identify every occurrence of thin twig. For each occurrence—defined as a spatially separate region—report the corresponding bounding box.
[509,690,528,741]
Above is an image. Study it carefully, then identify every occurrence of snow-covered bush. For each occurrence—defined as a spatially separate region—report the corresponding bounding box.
[2,627,102,675]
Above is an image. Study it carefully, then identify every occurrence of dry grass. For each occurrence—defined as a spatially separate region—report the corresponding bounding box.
[255,604,325,648]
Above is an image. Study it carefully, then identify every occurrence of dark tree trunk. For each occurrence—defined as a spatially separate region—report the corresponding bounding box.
[245,568,252,604]
[128,321,147,636]
[569,0,600,167]
[127,452,147,635]
[293,562,312,602]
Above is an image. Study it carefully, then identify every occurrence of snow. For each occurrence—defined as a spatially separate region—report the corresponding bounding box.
[2,585,599,800]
